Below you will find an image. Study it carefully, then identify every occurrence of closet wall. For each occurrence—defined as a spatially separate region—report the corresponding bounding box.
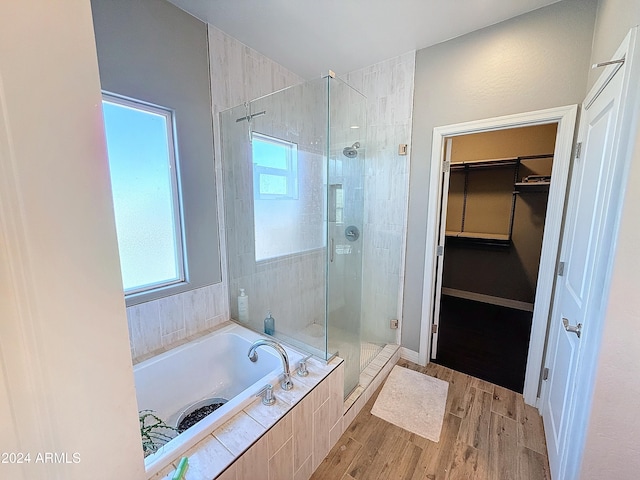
[443,124,557,304]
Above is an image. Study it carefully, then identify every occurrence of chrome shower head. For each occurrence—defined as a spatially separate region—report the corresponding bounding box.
[343,142,360,158]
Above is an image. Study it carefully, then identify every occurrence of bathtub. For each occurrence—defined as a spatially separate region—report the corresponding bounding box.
[134,322,304,476]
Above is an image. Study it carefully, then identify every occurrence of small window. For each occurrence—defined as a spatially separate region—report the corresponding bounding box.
[252,132,308,261]
[102,94,185,294]
[252,133,298,199]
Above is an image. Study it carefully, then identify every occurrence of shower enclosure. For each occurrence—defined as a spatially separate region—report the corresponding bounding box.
[220,74,385,395]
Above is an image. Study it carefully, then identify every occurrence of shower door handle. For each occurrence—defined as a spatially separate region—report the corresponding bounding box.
[330,238,334,263]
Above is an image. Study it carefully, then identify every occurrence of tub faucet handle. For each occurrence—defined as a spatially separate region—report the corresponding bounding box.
[297,355,312,377]
[256,384,276,406]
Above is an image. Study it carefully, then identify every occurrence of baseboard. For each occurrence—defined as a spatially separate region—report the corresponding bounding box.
[400,347,420,364]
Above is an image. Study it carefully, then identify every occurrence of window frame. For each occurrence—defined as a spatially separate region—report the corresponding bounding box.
[102,92,187,296]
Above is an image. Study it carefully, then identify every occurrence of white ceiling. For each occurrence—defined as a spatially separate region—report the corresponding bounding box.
[168,0,561,80]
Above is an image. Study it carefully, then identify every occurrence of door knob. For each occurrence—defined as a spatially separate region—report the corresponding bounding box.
[562,317,582,338]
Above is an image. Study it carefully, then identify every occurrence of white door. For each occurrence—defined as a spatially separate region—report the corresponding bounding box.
[541,29,638,480]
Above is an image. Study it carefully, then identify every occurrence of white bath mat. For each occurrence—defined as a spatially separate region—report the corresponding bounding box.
[371,365,449,442]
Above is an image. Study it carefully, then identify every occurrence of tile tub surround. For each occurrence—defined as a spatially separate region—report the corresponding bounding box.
[128,283,228,363]
[152,357,344,480]
[138,323,308,477]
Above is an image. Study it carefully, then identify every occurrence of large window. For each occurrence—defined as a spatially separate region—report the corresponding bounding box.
[102,94,185,294]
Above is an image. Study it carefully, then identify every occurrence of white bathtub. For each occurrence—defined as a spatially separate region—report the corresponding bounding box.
[134,323,304,476]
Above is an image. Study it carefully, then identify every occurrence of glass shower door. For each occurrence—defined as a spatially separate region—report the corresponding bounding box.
[220,78,329,360]
[326,76,366,395]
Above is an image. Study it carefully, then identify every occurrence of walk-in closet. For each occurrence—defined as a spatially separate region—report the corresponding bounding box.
[434,124,557,392]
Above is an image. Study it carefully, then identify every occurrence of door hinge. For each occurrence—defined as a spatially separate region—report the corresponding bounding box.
[543,367,550,381]
[390,319,399,329]
[436,245,444,256]
[575,142,582,159]
[431,324,438,334]
[558,261,565,276]
[443,160,450,173]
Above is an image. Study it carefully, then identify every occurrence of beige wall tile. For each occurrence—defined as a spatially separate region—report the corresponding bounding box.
[275,379,313,406]
[343,404,358,431]
[214,412,266,456]
[328,364,344,426]
[237,436,269,480]
[329,417,344,449]
[216,462,237,480]
[293,455,314,480]
[312,400,332,471]
[128,301,162,357]
[293,395,313,472]
[352,392,366,417]
[311,373,330,412]
[161,328,186,347]
[269,437,294,480]
[267,413,293,457]
[158,294,184,336]
[183,435,234,479]
[244,392,292,429]
[149,461,176,480]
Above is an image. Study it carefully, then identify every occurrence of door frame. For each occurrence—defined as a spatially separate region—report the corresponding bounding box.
[419,105,577,405]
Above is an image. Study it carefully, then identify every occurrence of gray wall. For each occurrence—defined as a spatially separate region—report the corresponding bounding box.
[587,0,640,88]
[91,0,221,304]
[402,0,598,351]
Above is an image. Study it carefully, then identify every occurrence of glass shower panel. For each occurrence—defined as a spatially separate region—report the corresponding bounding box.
[220,78,329,359]
[326,76,366,395]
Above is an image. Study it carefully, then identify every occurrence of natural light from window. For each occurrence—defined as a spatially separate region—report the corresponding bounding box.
[252,132,298,199]
[102,95,184,294]
[252,132,303,261]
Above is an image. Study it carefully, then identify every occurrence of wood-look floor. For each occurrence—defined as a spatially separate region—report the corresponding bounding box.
[311,360,550,480]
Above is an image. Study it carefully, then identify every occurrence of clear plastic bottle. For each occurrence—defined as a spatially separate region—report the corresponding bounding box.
[264,311,275,335]
[238,288,249,323]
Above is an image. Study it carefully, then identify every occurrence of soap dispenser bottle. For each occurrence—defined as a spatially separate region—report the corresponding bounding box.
[264,311,275,335]
[238,288,249,323]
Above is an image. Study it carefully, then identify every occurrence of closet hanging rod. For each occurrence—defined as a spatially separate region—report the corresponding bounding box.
[592,58,624,69]
[450,153,554,169]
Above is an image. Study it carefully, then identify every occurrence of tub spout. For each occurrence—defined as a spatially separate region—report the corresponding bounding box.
[248,339,293,390]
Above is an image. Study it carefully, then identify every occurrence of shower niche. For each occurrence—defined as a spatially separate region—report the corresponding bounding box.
[220,74,368,395]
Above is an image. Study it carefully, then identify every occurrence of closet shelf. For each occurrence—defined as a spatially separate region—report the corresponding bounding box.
[514,181,551,193]
[450,153,554,170]
[446,231,510,240]
[446,231,511,246]
[450,157,519,170]
[441,287,534,312]
[446,154,553,246]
